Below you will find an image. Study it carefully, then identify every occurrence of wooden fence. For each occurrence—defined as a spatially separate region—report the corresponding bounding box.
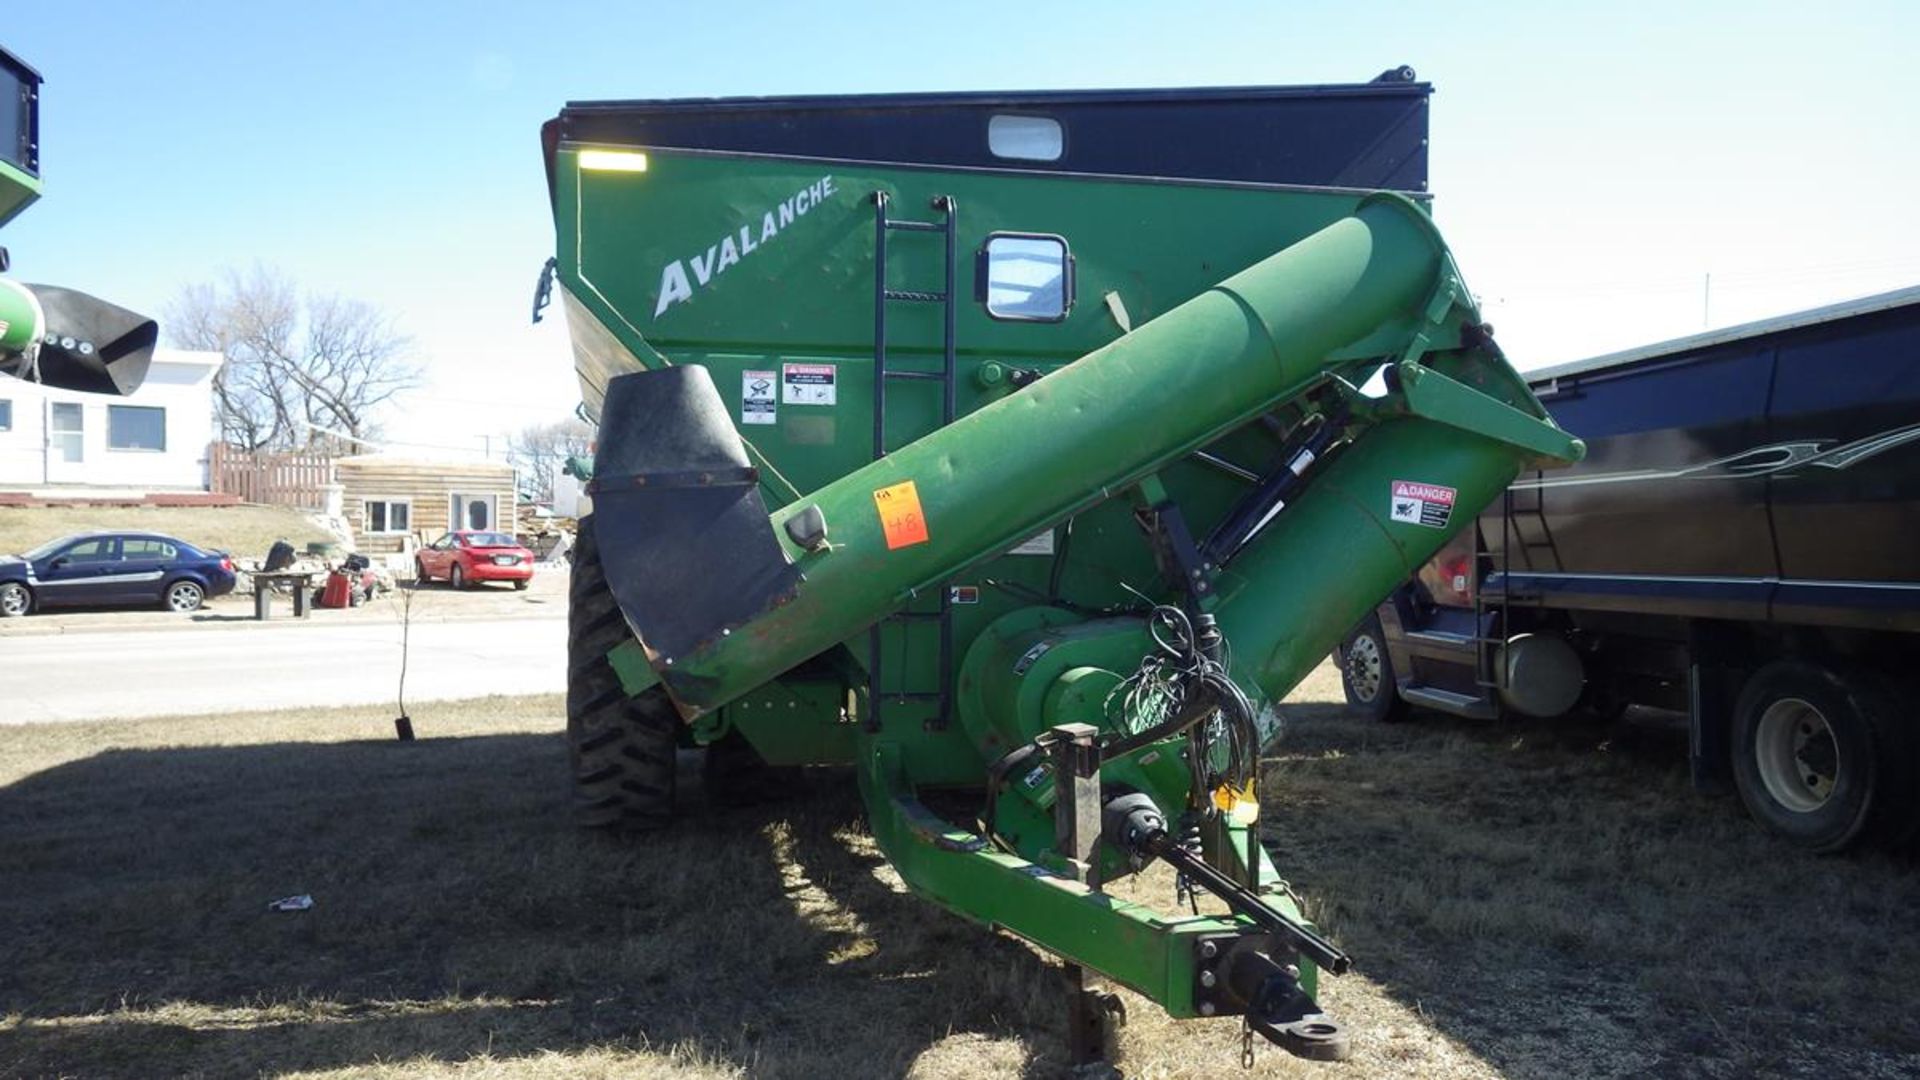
[207,443,334,510]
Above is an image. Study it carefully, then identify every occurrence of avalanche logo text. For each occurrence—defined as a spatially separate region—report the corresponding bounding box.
[653,175,837,318]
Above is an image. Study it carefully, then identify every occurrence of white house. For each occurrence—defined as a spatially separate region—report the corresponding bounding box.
[0,349,222,491]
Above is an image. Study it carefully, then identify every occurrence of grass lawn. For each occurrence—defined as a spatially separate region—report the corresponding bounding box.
[0,503,335,560]
[1,671,1916,1078]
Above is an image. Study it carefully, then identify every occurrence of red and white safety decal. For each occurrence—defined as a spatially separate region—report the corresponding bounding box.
[1390,480,1456,529]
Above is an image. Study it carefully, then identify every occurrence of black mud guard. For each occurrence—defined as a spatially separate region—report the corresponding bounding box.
[588,366,799,702]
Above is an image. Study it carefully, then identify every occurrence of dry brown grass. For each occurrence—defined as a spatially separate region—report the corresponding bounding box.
[0,504,333,560]
[2,672,1916,1078]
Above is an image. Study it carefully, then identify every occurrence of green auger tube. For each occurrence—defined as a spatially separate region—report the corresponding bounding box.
[593,193,1578,718]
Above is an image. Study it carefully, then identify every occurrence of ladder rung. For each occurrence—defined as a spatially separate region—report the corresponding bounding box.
[884,370,945,382]
[883,692,946,702]
[884,289,947,303]
[886,220,945,233]
[886,610,946,622]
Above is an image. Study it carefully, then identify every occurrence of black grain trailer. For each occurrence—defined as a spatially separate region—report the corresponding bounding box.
[1342,285,1920,851]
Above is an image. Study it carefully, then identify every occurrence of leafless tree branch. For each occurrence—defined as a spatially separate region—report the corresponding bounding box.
[506,418,594,503]
[163,265,419,452]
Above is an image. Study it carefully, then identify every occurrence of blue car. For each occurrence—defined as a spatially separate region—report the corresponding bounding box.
[0,531,237,617]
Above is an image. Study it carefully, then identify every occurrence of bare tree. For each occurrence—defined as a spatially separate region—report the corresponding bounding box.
[165,266,419,451]
[507,418,594,503]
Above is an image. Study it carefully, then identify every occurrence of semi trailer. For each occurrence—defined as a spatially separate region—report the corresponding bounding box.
[539,70,1583,1065]
[1341,286,1920,853]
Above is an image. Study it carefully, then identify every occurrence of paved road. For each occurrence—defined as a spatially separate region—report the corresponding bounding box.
[0,616,566,723]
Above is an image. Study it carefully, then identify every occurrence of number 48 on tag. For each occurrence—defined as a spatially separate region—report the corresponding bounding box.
[872,480,929,550]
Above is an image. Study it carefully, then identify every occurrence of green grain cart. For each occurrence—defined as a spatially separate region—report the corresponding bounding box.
[537,70,1582,1066]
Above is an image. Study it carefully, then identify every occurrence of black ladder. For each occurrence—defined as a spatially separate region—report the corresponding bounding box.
[868,191,959,732]
[1473,484,1558,700]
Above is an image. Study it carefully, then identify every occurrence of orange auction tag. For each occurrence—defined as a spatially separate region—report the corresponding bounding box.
[873,480,929,550]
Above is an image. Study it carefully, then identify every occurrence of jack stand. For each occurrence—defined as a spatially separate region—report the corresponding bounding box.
[1067,963,1127,1075]
[1051,724,1126,1074]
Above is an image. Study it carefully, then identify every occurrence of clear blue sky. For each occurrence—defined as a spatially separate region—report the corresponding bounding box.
[6,2,1917,455]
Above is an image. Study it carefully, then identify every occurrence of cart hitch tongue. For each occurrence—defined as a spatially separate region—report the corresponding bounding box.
[1106,795,1353,1061]
[1236,948,1351,1062]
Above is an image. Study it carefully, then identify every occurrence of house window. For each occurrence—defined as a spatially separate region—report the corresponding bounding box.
[0,399,11,431]
[988,114,1063,162]
[981,233,1073,321]
[108,405,166,451]
[49,402,82,463]
[366,499,412,535]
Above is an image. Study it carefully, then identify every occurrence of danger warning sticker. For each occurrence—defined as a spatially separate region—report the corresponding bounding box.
[873,479,929,550]
[1390,480,1456,529]
[782,362,837,405]
[741,370,776,425]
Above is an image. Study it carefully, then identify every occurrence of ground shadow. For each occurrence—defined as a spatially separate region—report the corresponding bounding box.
[0,730,1064,1078]
[14,700,1915,1078]
[1262,701,1920,1080]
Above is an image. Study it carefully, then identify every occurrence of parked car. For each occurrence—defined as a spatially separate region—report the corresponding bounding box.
[0,531,237,616]
[415,530,536,590]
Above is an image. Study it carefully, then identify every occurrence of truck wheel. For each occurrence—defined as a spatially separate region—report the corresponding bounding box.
[1730,662,1906,853]
[567,514,676,830]
[1338,615,1408,723]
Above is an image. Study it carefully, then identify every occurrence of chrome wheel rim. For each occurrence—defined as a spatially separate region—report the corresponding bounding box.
[168,583,202,612]
[1755,697,1838,813]
[1345,633,1384,703]
[0,584,27,616]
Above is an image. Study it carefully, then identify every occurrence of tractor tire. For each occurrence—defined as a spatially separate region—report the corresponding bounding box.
[1729,661,1911,853]
[567,514,677,830]
[1337,614,1409,723]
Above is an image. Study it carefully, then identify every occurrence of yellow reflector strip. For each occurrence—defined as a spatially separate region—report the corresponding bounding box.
[578,150,649,173]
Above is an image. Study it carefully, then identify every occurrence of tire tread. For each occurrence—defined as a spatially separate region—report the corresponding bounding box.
[566,514,676,831]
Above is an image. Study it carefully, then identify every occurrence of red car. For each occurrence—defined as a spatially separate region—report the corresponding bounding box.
[415,530,536,590]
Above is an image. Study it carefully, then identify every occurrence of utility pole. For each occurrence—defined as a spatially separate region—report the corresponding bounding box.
[1703,272,1712,329]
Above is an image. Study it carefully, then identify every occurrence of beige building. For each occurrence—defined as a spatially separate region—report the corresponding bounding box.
[334,455,517,555]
